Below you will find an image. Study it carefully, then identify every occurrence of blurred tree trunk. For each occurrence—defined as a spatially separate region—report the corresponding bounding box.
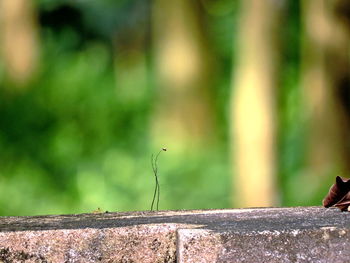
[114,1,149,108]
[301,0,350,187]
[230,0,284,207]
[0,0,39,87]
[152,0,215,153]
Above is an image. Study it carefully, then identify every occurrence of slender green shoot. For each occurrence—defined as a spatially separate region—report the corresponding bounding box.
[151,148,167,211]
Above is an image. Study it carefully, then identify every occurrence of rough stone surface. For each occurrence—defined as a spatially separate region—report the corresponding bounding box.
[0,211,187,263]
[178,227,350,263]
[177,207,350,263]
[0,224,178,263]
[0,207,349,262]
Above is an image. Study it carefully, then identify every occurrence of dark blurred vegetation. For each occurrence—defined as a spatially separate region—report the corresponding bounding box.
[0,0,349,215]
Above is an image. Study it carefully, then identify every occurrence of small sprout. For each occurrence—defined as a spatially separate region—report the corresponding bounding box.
[151,147,167,211]
[92,207,103,214]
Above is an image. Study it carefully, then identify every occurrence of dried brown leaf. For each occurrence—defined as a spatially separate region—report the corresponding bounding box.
[323,176,350,211]
[334,192,350,211]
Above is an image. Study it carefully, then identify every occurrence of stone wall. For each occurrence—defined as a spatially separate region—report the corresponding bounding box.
[0,207,349,262]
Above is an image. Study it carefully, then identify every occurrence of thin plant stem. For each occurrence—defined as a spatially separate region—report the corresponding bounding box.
[150,148,166,211]
[150,153,158,211]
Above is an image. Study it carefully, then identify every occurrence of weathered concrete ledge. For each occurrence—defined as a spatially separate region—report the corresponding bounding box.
[0,207,349,262]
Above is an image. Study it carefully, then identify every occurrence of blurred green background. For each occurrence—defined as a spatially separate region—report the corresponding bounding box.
[0,0,349,215]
